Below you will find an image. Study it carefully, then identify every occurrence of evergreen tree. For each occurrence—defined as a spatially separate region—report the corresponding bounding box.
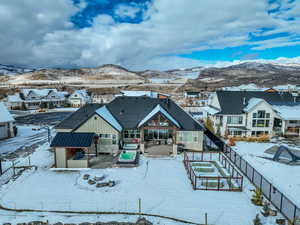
[251,188,264,206]
[261,201,270,217]
[253,214,262,225]
[204,117,215,133]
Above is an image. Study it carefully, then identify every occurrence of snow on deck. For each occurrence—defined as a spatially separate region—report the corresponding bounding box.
[234,142,300,207]
[0,144,260,225]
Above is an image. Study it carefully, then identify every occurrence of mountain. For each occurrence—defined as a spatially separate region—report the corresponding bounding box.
[4,64,146,85]
[0,64,35,75]
[183,62,300,90]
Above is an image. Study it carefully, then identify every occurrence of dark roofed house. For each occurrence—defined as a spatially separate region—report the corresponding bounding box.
[52,96,204,168]
[206,90,298,138]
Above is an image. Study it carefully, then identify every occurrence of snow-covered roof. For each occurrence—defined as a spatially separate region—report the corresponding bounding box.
[243,98,265,112]
[272,104,300,120]
[0,102,15,122]
[138,104,180,128]
[96,105,122,132]
[120,90,158,98]
[202,106,220,115]
[21,88,57,97]
[7,93,22,102]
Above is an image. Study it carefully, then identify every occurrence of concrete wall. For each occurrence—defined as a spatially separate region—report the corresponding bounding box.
[55,147,66,168]
[176,130,203,151]
[67,159,88,168]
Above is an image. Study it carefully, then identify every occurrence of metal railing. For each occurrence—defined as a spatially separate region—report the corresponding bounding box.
[204,129,300,223]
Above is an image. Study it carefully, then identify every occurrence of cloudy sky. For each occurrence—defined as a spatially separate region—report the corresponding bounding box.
[0,0,300,70]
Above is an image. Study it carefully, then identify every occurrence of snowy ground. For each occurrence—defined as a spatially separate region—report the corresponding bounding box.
[0,125,47,155]
[0,143,269,225]
[233,142,300,207]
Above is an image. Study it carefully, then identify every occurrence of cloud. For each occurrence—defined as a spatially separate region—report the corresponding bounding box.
[114,3,141,19]
[0,0,300,70]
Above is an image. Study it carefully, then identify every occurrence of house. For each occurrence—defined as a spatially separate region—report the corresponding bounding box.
[117,90,170,99]
[0,102,16,140]
[68,90,91,107]
[51,96,204,168]
[4,93,23,110]
[206,91,298,137]
[9,88,68,110]
[184,91,201,98]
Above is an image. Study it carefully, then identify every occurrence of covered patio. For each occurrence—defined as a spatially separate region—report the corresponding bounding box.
[50,132,97,168]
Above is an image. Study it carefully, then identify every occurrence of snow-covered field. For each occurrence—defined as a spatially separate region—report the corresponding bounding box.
[234,142,300,207]
[0,142,266,225]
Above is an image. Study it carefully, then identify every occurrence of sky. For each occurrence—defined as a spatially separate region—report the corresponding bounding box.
[0,0,300,70]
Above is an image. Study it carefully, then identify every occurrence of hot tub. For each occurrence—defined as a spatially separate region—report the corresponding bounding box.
[118,150,137,163]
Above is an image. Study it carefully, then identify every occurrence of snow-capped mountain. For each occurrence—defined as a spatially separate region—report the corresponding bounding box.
[0,64,35,75]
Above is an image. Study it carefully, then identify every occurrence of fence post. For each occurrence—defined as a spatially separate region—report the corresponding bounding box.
[280,195,283,211]
[138,198,142,217]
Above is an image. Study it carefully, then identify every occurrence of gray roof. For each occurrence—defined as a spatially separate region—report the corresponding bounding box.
[56,97,203,131]
[55,103,103,130]
[50,132,95,147]
[216,91,295,115]
[106,96,203,130]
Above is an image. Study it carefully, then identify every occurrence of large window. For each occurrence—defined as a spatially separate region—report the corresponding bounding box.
[144,129,172,140]
[178,132,199,143]
[124,130,140,139]
[253,111,270,119]
[252,110,270,127]
[227,116,243,125]
[99,134,117,145]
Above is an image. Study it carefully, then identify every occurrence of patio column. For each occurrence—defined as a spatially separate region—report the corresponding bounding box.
[140,128,145,154]
[281,120,286,136]
[172,144,177,156]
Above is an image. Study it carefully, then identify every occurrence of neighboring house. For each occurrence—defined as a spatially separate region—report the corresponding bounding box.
[184,91,201,98]
[4,93,23,110]
[68,90,91,107]
[0,102,16,140]
[117,90,170,99]
[206,91,298,137]
[51,96,204,168]
[8,89,68,110]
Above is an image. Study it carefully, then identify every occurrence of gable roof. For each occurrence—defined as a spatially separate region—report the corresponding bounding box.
[107,96,203,131]
[55,97,203,131]
[96,105,123,132]
[50,132,95,148]
[55,103,103,130]
[0,102,15,123]
[215,91,294,115]
[272,103,300,120]
[138,104,180,128]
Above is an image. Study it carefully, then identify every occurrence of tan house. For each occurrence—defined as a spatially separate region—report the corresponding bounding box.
[51,96,204,168]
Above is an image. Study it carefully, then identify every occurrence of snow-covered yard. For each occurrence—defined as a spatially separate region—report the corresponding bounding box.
[0,143,264,225]
[234,142,300,207]
[0,125,47,155]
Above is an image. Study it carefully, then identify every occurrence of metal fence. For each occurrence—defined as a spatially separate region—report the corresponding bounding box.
[0,156,34,185]
[204,128,300,223]
[183,151,243,191]
[223,145,300,223]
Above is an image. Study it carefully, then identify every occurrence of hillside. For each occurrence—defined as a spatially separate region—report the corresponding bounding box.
[183,62,300,90]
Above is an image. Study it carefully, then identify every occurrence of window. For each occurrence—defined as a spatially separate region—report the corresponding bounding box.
[227,116,243,124]
[252,119,270,127]
[289,120,298,124]
[253,113,257,118]
[257,110,265,118]
[124,130,140,139]
[251,131,269,136]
